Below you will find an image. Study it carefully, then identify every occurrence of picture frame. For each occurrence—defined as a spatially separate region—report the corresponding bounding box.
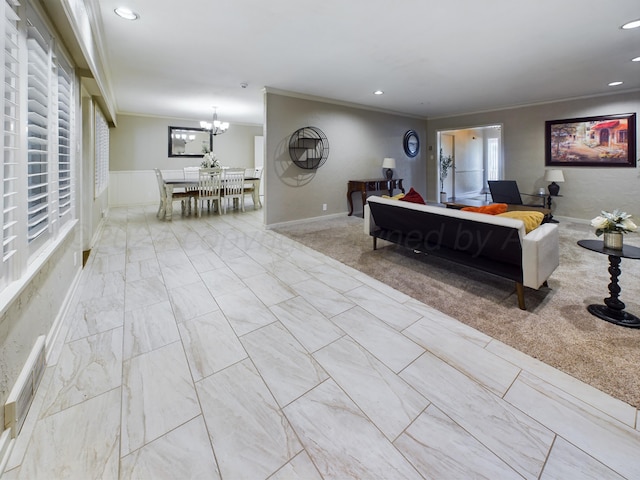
[545,113,636,167]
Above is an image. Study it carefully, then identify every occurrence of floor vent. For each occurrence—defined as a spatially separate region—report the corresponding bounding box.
[4,335,46,438]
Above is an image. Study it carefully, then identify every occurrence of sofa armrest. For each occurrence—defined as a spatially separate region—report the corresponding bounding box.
[522,223,559,289]
[364,203,376,235]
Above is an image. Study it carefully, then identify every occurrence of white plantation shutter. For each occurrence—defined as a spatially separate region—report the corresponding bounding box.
[1,0,20,287]
[26,16,52,248]
[57,55,73,223]
[95,107,108,197]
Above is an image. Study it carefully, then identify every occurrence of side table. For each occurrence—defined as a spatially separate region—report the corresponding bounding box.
[577,239,640,328]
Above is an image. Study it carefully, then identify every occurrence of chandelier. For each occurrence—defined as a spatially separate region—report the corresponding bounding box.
[200,108,229,136]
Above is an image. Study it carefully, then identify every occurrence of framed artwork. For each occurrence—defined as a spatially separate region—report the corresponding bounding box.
[545,113,636,167]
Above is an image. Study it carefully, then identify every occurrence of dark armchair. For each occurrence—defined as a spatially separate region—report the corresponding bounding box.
[487,180,544,208]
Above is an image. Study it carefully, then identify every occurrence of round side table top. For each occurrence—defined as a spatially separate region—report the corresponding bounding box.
[578,239,640,259]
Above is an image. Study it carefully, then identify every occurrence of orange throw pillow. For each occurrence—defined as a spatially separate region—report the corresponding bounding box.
[398,187,426,205]
[461,203,508,215]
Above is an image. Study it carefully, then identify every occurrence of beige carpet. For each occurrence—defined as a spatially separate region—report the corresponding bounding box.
[275,215,640,408]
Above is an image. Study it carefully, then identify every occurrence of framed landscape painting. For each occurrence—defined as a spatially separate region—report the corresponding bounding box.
[545,113,636,167]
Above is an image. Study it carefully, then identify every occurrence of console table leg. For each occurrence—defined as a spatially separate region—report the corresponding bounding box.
[347,191,354,216]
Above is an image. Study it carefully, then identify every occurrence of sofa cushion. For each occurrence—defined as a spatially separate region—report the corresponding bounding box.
[382,192,406,200]
[498,210,544,233]
[398,187,425,205]
[461,203,508,215]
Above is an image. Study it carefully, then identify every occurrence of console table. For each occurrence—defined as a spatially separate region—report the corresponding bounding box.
[347,178,404,217]
[577,239,640,328]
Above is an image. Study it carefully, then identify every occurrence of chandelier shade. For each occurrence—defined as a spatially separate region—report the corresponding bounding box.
[200,108,229,136]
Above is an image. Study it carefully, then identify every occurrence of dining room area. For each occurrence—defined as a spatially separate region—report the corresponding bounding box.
[155,165,263,221]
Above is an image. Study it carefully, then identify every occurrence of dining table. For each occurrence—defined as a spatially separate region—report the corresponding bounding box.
[163,175,261,220]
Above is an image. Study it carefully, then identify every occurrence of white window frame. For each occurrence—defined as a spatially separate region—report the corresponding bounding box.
[0,0,77,296]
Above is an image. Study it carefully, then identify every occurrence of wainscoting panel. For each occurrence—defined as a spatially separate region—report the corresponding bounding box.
[109,170,158,207]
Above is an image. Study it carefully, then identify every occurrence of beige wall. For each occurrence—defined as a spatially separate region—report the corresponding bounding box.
[109,114,262,171]
[264,92,427,225]
[426,92,640,220]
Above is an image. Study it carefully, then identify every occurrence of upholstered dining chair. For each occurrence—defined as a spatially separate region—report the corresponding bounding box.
[154,168,193,219]
[222,169,245,214]
[197,168,222,216]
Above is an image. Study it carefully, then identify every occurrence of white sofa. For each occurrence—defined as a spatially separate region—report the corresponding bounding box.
[364,196,560,309]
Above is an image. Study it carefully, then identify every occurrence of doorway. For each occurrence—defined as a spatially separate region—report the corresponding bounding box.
[437,125,503,201]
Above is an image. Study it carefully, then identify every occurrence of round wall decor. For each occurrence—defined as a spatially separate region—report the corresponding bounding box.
[288,126,330,169]
[403,130,420,157]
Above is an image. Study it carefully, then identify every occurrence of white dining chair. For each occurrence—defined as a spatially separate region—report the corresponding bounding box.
[243,167,263,208]
[197,168,222,216]
[154,168,192,219]
[222,169,245,214]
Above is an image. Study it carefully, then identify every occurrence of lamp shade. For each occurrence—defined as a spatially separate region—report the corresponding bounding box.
[544,169,564,183]
[382,157,396,169]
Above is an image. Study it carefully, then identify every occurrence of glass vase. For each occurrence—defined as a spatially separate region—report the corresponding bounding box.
[603,232,623,250]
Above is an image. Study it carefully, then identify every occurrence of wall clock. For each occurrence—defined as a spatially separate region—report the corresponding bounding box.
[403,130,420,158]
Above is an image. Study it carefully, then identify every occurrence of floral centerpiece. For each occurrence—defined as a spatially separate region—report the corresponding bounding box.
[590,209,637,249]
[201,152,220,168]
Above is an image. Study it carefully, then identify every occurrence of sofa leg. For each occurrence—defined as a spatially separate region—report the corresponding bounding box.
[373,237,377,250]
[542,280,549,288]
[516,283,526,310]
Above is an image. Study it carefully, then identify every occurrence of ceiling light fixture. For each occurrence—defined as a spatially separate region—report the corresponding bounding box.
[373,90,384,95]
[608,81,623,86]
[200,108,230,136]
[114,7,139,20]
[621,19,640,29]
[632,56,640,62]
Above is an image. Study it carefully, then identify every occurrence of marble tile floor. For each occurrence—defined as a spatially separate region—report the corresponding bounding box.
[3,205,640,479]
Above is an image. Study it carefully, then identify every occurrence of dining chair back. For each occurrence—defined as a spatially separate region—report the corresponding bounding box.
[197,168,222,216]
[155,168,193,219]
[223,169,245,213]
[242,167,263,209]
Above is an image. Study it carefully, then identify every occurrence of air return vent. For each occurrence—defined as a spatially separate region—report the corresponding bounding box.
[4,335,46,438]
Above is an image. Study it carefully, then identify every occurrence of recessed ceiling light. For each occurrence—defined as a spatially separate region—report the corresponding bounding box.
[608,81,623,86]
[632,56,640,62]
[114,7,139,20]
[621,19,640,29]
[373,90,384,95]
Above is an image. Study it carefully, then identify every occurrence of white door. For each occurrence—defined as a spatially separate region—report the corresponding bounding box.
[440,134,454,200]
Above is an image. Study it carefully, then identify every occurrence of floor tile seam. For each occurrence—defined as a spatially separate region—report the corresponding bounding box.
[396,356,551,479]
[503,369,640,439]
[485,339,639,430]
[310,338,430,442]
[392,402,525,480]
[282,376,426,480]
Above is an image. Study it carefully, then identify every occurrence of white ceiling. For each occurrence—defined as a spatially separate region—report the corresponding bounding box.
[93,0,640,126]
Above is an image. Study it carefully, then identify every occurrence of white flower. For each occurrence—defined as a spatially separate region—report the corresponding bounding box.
[592,210,637,236]
[590,215,609,230]
[621,218,637,232]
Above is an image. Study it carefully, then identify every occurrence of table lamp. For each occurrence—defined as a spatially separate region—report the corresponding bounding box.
[382,157,396,179]
[544,169,564,196]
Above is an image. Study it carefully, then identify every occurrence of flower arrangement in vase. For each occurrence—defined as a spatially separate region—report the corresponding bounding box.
[590,209,637,249]
[201,152,220,169]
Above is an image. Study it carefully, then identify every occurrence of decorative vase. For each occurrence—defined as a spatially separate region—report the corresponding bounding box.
[440,192,447,203]
[603,231,623,250]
